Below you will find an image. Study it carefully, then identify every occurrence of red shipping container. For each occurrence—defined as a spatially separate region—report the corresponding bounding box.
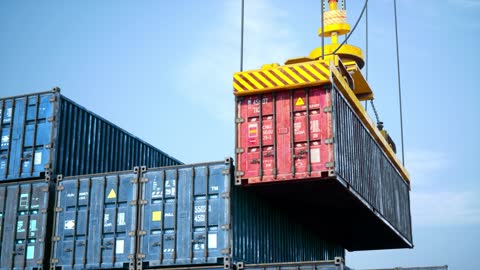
[236,86,333,184]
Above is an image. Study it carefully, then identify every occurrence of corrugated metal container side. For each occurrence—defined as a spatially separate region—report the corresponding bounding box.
[235,85,412,250]
[50,170,139,270]
[331,86,412,243]
[137,159,344,269]
[143,260,350,270]
[0,89,182,182]
[0,179,54,270]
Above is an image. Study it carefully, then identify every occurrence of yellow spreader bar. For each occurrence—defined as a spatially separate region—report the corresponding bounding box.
[233,60,331,96]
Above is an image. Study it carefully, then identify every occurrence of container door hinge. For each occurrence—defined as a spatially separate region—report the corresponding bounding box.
[222,169,230,175]
[139,177,148,183]
[235,117,244,123]
[137,230,146,236]
[130,178,137,184]
[56,185,65,191]
[138,200,147,205]
[44,163,51,170]
[221,192,230,199]
[235,171,244,177]
[221,224,231,230]
[50,258,59,264]
[324,138,334,144]
[45,143,53,149]
[221,248,231,255]
[55,207,63,212]
[49,95,57,102]
[235,148,244,154]
[128,231,136,237]
[325,162,335,168]
[136,253,146,259]
[129,200,138,206]
[52,236,60,241]
[36,259,43,265]
[323,106,333,113]
[41,187,49,192]
[47,116,56,122]
[40,208,47,213]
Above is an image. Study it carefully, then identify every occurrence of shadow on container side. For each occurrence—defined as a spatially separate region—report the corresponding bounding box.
[0,179,55,270]
[50,158,344,270]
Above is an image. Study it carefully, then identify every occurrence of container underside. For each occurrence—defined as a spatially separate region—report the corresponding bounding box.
[246,177,413,251]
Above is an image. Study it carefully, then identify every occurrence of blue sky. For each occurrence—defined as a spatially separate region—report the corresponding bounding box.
[1,1,479,269]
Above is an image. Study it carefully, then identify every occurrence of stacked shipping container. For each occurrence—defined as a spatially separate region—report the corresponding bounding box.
[0,89,182,270]
[50,159,344,270]
[0,88,181,182]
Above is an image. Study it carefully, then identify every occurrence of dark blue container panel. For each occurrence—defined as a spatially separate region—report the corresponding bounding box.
[55,96,182,178]
[138,163,230,267]
[0,180,51,270]
[0,90,182,182]
[138,160,344,268]
[0,93,55,181]
[51,172,138,270]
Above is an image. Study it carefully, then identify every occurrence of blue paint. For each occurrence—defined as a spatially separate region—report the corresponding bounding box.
[0,89,182,182]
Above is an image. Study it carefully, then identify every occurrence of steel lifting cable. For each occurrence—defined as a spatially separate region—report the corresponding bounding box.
[393,0,405,165]
[331,0,368,55]
[240,0,245,71]
[365,0,368,111]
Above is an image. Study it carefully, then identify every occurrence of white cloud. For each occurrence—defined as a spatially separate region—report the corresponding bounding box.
[448,0,480,8]
[179,0,300,123]
[405,150,449,186]
[412,191,480,226]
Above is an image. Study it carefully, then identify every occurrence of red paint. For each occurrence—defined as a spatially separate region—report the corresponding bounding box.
[236,86,334,185]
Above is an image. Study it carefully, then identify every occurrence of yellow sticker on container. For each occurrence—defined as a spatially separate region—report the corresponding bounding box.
[295,97,305,106]
[107,189,116,199]
[152,211,162,221]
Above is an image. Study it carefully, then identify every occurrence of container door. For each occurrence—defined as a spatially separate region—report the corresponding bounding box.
[236,87,334,184]
[0,181,49,270]
[0,93,55,181]
[138,161,231,268]
[51,172,137,270]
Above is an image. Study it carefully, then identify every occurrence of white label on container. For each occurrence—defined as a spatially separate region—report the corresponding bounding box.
[0,160,5,169]
[117,212,126,226]
[34,151,42,165]
[23,160,30,168]
[1,135,9,147]
[104,214,112,227]
[6,108,12,118]
[116,240,124,254]
[311,119,320,132]
[310,148,321,163]
[208,233,217,249]
[26,246,35,260]
[17,221,25,232]
[64,220,75,230]
[30,220,37,233]
[20,194,29,207]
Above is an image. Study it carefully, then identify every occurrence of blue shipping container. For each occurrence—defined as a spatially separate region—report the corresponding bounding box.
[51,170,139,270]
[137,159,344,269]
[0,88,181,182]
[0,180,53,270]
[51,159,344,270]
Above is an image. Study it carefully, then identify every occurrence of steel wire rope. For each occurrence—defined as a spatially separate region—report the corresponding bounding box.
[393,0,405,165]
